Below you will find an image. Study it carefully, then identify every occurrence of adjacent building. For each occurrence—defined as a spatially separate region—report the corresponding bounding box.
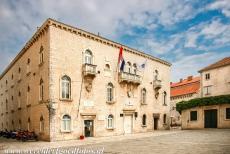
[170,76,200,126]
[0,18,171,141]
[180,57,230,129]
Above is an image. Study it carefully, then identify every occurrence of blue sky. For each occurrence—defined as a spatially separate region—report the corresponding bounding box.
[0,0,230,81]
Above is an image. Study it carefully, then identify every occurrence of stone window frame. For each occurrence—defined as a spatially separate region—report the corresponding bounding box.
[39,78,44,101]
[60,75,72,101]
[61,114,72,132]
[84,49,94,65]
[107,114,115,129]
[141,88,147,105]
[205,73,210,80]
[106,82,115,103]
[39,45,44,65]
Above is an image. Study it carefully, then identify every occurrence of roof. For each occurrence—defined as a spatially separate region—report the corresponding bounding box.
[0,18,171,80]
[199,57,230,73]
[171,76,200,97]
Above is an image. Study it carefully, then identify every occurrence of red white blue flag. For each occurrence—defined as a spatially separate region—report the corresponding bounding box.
[118,47,125,71]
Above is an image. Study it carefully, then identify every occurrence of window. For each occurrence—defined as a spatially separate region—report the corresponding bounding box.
[6,99,8,111]
[126,62,131,73]
[133,64,137,75]
[40,116,45,132]
[27,86,30,105]
[105,64,110,71]
[39,46,44,64]
[11,74,14,80]
[18,119,21,130]
[142,114,146,126]
[27,58,31,74]
[107,83,114,102]
[226,108,230,119]
[18,91,21,108]
[190,111,197,121]
[141,88,147,104]
[12,120,14,130]
[39,79,44,101]
[62,115,71,131]
[107,114,114,129]
[203,86,211,96]
[163,91,167,105]
[27,117,31,131]
[163,114,167,124]
[61,75,71,99]
[205,73,210,80]
[85,50,93,64]
[154,70,159,80]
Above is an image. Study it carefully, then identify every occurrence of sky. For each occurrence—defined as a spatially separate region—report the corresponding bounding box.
[0,0,230,82]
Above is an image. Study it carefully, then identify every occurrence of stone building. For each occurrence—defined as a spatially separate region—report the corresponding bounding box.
[0,18,171,141]
[170,76,200,126]
[180,57,230,129]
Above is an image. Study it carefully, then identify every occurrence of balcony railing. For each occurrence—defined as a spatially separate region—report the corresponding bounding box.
[119,72,141,84]
[82,63,97,77]
[153,79,162,90]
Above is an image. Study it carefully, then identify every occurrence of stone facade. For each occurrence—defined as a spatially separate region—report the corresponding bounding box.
[181,57,230,129]
[0,19,171,141]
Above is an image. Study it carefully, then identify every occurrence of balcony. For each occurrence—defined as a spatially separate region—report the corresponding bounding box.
[119,72,141,84]
[153,79,162,90]
[82,63,97,77]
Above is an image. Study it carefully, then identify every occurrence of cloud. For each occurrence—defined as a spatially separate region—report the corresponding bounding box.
[207,0,230,17]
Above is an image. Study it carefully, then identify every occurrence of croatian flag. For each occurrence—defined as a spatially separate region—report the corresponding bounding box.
[118,47,125,71]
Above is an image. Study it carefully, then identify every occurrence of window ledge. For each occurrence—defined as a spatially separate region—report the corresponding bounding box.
[142,125,147,127]
[106,101,116,104]
[38,62,44,67]
[107,127,115,130]
[141,103,147,105]
[224,118,230,121]
[163,104,167,106]
[60,98,73,102]
[61,130,72,133]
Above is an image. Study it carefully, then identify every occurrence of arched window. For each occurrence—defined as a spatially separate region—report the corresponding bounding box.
[105,64,110,71]
[39,79,44,101]
[133,63,137,74]
[40,116,44,132]
[163,114,167,124]
[27,117,31,131]
[107,114,114,129]
[163,91,167,105]
[126,62,131,73]
[85,50,93,64]
[107,83,114,102]
[62,115,71,131]
[61,75,71,99]
[141,88,147,104]
[142,114,146,126]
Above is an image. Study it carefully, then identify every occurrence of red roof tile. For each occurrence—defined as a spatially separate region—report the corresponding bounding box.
[199,57,230,72]
[171,76,200,97]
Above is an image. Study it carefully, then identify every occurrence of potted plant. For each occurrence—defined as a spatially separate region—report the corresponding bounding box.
[80,135,84,140]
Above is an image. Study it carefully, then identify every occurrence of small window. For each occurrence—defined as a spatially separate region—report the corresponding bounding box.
[27,117,31,131]
[40,116,45,132]
[133,63,137,74]
[11,74,14,80]
[61,75,71,99]
[163,114,167,124]
[18,67,21,73]
[203,86,211,96]
[163,91,167,105]
[190,111,197,121]
[107,83,114,102]
[39,46,44,64]
[141,88,147,104]
[205,73,210,80]
[126,62,131,73]
[142,114,147,126]
[105,64,110,71]
[226,108,230,119]
[62,115,71,131]
[107,114,114,129]
[154,70,159,80]
[39,79,44,101]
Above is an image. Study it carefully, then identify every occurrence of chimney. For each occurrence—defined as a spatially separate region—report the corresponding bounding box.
[187,76,193,81]
[180,79,183,83]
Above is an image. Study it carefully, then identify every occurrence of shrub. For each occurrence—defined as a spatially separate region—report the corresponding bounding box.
[176,94,230,113]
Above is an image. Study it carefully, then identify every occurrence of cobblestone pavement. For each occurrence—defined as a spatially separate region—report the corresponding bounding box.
[0,129,230,154]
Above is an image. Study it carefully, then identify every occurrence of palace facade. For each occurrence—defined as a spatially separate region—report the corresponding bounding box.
[0,19,171,141]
